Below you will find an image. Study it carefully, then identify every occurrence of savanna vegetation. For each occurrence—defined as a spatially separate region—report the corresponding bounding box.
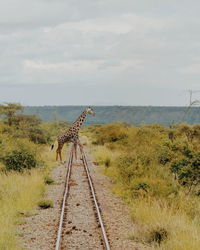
[0,103,68,249]
[85,122,200,250]
[1,102,199,249]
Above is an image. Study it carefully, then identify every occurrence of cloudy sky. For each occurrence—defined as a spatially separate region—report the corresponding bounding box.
[0,0,200,106]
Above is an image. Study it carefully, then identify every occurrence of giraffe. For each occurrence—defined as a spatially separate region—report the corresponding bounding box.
[51,107,95,162]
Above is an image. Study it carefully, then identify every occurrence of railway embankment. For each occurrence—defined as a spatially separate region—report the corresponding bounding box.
[19,145,148,250]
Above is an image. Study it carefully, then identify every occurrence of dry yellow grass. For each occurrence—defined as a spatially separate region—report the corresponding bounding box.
[0,169,45,250]
[0,143,59,250]
[88,134,200,250]
[131,199,200,250]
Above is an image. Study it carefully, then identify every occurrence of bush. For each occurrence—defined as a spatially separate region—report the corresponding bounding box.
[115,155,144,183]
[44,176,54,185]
[104,157,111,168]
[158,146,173,165]
[38,200,53,209]
[92,123,129,145]
[3,150,37,172]
[171,152,200,191]
[29,129,48,144]
[148,227,168,244]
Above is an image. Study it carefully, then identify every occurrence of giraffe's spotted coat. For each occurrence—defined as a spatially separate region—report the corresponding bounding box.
[55,107,95,161]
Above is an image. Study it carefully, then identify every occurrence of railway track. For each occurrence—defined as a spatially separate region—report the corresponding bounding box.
[55,146,111,250]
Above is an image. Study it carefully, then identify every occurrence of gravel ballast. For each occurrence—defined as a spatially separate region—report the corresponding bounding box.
[19,146,151,249]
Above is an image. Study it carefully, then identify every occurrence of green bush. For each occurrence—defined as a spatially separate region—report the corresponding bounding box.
[44,176,54,185]
[38,200,53,209]
[92,123,129,145]
[3,150,37,172]
[171,152,200,190]
[115,155,145,183]
[29,128,48,144]
[158,146,173,165]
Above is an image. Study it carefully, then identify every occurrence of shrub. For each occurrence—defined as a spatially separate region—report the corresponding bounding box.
[92,123,129,145]
[44,176,54,185]
[104,157,111,168]
[115,155,144,183]
[148,227,168,244]
[38,200,53,209]
[171,152,200,191]
[133,183,150,192]
[3,150,37,172]
[158,146,173,165]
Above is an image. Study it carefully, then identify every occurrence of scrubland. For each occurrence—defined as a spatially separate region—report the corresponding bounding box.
[0,104,67,249]
[85,122,200,250]
[1,103,199,250]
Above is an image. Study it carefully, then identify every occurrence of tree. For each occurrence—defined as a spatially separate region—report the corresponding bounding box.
[0,103,23,126]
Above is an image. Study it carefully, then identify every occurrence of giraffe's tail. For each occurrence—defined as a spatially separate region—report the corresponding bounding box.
[51,138,58,150]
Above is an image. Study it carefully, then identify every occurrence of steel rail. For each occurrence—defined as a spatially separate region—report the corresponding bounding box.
[55,146,111,250]
[55,148,73,250]
[81,150,111,250]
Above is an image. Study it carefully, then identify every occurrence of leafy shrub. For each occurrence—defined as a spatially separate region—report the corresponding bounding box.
[38,200,53,209]
[28,128,48,144]
[3,150,37,172]
[148,227,168,244]
[158,146,173,165]
[44,176,54,185]
[115,155,144,183]
[171,152,200,190]
[133,183,150,192]
[92,123,129,145]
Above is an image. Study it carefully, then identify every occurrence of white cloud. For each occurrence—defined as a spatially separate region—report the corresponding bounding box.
[24,59,105,72]
[23,59,144,74]
[0,0,200,105]
[44,13,167,35]
[180,64,200,74]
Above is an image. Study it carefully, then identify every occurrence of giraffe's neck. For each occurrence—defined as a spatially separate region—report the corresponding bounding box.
[72,110,87,131]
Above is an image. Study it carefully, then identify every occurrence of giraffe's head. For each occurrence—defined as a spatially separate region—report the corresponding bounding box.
[86,107,95,116]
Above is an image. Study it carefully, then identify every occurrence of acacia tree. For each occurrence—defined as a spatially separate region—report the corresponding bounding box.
[0,103,23,126]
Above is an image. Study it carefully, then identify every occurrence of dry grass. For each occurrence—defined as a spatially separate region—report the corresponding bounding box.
[0,169,45,250]
[131,199,200,250]
[0,144,59,250]
[86,123,200,250]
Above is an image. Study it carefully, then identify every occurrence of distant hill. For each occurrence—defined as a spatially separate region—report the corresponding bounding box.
[24,106,200,126]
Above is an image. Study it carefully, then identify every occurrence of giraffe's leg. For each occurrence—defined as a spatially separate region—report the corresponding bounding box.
[56,143,63,162]
[77,141,84,159]
[72,143,75,161]
[59,151,62,163]
[74,143,78,161]
[56,148,59,161]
